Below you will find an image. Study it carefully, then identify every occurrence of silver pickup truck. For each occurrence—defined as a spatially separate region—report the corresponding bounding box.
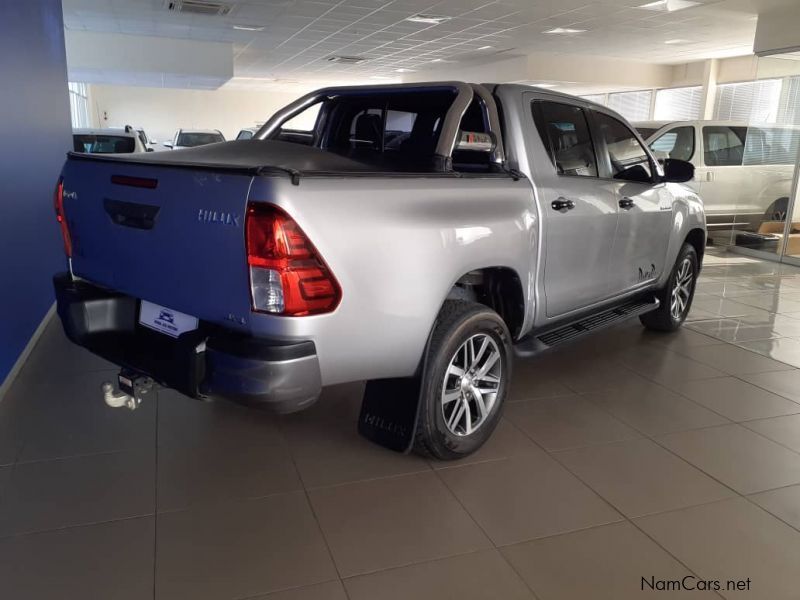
[53,82,705,459]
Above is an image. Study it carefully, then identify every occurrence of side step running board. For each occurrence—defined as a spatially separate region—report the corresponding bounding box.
[514,297,659,358]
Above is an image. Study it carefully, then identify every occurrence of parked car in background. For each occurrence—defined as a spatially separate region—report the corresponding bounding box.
[636,120,800,231]
[235,127,258,140]
[134,127,160,151]
[54,83,703,460]
[164,129,225,149]
[72,126,148,154]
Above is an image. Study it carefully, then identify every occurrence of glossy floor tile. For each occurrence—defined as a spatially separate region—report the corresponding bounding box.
[636,498,800,600]
[3,248,800,598]
[502,521,716,599]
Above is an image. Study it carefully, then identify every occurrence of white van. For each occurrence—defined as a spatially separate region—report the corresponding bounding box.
[636,120,799,231]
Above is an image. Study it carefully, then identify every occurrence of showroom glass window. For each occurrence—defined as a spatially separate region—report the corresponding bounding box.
[594,112,654,182]
[532,101,598,177]
[649,126,695,162]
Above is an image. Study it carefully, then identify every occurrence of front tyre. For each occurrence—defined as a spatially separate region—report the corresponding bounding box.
[640,243,698,332]
[414,301,512,460]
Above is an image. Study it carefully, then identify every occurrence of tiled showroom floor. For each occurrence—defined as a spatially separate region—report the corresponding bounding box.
[5,249,800,599]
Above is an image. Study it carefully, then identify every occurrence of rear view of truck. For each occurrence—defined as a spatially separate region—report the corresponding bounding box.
[53,147,347,412]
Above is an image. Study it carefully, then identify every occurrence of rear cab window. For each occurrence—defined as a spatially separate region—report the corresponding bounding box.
[532,101,598,177]
[73,134,136,154]
[176,132,225,147]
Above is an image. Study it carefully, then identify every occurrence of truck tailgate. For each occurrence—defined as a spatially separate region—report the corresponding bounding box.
[61,156,254,331]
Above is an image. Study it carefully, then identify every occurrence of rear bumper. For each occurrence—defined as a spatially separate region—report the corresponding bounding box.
[53,273,321,413]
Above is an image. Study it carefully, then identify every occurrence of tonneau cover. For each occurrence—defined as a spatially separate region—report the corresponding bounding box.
[67,139,380,175]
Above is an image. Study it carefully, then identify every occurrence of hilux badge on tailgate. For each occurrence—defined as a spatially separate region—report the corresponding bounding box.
[197,209,240,227]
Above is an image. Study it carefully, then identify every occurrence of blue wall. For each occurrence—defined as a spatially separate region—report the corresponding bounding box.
[0,0,72,384]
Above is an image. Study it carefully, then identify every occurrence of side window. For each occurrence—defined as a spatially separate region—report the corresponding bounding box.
[744,127,800,166]
[649,126,695,162]
[594,112,654,183]
[703,126,746,166]
[236,130,254,140]
[532,101,598,177]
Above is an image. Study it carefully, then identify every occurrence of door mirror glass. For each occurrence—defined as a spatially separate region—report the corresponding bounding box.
[662,158,694,183]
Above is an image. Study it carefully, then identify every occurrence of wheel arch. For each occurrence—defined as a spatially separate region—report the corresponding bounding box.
[684,227,706,268]
[443,266,526,339]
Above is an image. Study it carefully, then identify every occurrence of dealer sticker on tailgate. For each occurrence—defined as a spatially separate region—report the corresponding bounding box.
[139,300,198,338]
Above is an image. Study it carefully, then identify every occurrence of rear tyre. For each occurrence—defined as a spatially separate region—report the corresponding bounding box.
[413,301,512,460]
[640,243,698,332]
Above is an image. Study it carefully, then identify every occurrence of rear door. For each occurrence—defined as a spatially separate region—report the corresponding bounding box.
[528,96,620,317]
[592,110,672,294]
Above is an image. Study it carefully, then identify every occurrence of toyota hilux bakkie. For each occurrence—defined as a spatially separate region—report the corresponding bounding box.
[52,82,704,459]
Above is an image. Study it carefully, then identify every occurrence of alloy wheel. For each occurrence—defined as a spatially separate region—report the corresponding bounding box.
[670,257,694,321]
[441,333,502,436]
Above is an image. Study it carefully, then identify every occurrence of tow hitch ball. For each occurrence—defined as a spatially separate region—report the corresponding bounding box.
[101,370,154,410]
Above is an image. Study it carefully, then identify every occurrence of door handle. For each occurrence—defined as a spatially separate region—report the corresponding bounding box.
[619,197,635,210]
[551,197,576,211]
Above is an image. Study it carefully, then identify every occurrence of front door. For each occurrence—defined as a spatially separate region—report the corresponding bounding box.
[528,97,620,318]
[592,111,672,293]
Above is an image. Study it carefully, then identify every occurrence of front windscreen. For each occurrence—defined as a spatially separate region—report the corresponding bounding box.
[73,134,136,154]
[176,132,224,147]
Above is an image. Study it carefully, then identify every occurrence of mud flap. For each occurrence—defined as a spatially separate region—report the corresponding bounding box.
[358,329,435,453]
[357,376,422,453]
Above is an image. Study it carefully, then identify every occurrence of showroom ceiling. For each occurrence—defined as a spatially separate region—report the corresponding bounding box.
[62,0,799,84]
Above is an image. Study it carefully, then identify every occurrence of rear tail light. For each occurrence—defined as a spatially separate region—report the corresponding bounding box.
[245,203,341,316]
[54,177,72,258]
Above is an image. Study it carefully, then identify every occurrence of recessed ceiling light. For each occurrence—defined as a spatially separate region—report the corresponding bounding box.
[327,55,368,64]
[406,14,452,25]
[478,45,494,50]
[664,38,691,44]
[232,24,265,31]
[543,27,587,34]
[638,0,700,11]
[395,68,416,73]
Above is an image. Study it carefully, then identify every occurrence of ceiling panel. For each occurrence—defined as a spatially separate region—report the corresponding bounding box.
[61,0,798,86]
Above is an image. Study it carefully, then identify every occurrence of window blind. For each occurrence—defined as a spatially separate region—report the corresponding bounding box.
[654,86,703,121]
[713,79,782,123]
[68,82,90,128]
[607,90,653,122]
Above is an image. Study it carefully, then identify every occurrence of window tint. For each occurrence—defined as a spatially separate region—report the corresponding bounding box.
[649,126,695,162]
[595,112,654,183]
[176,132,224,147]
[72,134,136,154]
[703,126,746,166]
[635,127,659,139]
[532,101,598,177]
[743,127,800,166]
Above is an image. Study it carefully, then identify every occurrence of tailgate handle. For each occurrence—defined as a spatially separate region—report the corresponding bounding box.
[104,199,160,230]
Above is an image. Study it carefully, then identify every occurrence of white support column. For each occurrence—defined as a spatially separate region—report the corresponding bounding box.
[699,59,719,120]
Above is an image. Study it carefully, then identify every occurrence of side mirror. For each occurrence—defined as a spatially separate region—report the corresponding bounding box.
[146,147,155,152]
[662,159,694,183]
[163,143,173,149]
